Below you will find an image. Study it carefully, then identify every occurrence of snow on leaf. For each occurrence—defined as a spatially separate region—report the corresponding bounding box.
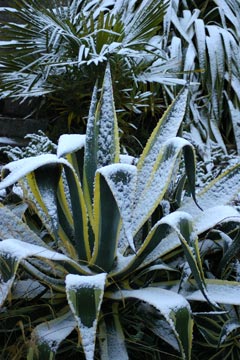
[194,18,206,72]
[0,238,76,263]
[0,205,46,246]
[133,137,193,235]
[65,273,107,360]
[109,287,192,360]
[180,163,240,217]
[0,154,70,190]
[96,63,119,168]
[136,87,188,199]
[0,238,90,306]
[186,280,240,305]
[194,206,240,235]
[219,320,240,345]
[228,98,240,155]
[97,163,137,250]
[139,205,240,271]
[32,312,76,354]
[57,134,86,158]
[12,279,47,300]
[184,42,196,72]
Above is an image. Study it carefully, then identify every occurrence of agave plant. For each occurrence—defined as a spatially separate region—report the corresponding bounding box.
[0,65,240,359]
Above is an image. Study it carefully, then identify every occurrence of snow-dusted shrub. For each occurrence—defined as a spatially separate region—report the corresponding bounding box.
[0,65,240,359]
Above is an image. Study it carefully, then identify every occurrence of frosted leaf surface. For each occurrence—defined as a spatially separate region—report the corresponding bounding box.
[66,273,107,360]
[194,206,240,235]
[214,0,238,31]
[180,163,240,216]
[34,312,76,353]
[0,238,73,262]
[228,99,240,154]
[184,42,196,72]
[97,164,137,250]
[110,287,190,331]
[186,281,240,305]
[0,154,69,190]
[133,137,192,235]
[0,206,46,246]
[227,73,240,102]
[66,273,107,290]
[137,88,188,199]
[57,134,86,158]
[0,279,12,307]
[12,279,47,300]
[194,19,206,71]
[96,64,119,168]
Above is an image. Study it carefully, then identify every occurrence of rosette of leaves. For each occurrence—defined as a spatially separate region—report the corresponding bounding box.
[0,65,240,360]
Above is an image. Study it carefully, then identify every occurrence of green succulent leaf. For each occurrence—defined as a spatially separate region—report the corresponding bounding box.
[108,287,193,360]
[139,206,240,277]
[137,86,189,196]
[0,204,45,246]
[99,303,128,360]
[90,164,136,272]
[179,162,240,225]
[28,312,76,360]
[113,210,205,300]
[62,164,90,262]
[217,227,240,276]
[218,320,240,347]
[186,279,240,305]
[0,238,91,306]
[97,163,137,253]
[132,137,197,235]
[83,64,120,226]
[65,273,107,360]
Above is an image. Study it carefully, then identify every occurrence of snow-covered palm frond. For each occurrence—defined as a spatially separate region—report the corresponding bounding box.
[0,0,171,100]
[162,0,240,157]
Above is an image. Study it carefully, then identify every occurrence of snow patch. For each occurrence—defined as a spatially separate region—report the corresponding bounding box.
[57,134,86,158]
[66,273,107,290]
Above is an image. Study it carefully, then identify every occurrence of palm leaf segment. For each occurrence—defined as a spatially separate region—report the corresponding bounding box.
[0,65,240,359]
